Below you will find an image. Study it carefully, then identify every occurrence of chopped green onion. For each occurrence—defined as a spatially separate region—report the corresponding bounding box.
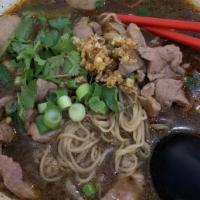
[82,182,97,198]
[48,89,68,102]
[43,107,62,129]
[67,79,79,89]
[57,95,72,110]
[88,96,107,114]
[68,103,86,122]
[35,115,50,134]
[76,83,90,100]
[37,102,47,114]
[14,76,22,86]
[5,100,17,115]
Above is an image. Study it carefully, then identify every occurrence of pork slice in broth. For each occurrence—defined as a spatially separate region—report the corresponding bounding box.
[101,171,145,200]
[0,155,37,199]
[0,15,21,49]
[155,78,189,107]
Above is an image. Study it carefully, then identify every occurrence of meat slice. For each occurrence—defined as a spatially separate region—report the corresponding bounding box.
[139,96,161,117]
[73,17,102,38]
[141,82,155,97]
[0,155,37,199]
[36,79,57,101]
[73,17,94,38]
[0,121,14,143]
[119,50,144,76]
[127,23,147,48]
[138,45,186,81]
[0,15,21,49]
[101,171,145,200]
[66,0,96,10]
[155,79,189,107]
[28,123,61,143]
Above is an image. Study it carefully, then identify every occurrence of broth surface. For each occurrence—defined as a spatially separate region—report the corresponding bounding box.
[3,1,200,200]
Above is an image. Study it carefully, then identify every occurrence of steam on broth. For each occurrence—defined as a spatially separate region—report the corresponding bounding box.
[0,0,199,200]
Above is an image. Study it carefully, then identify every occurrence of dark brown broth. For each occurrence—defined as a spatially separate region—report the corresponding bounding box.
[4,1,200,200]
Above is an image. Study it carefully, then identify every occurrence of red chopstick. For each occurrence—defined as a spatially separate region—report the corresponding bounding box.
[145,27,200,50]
[117,14,200,32]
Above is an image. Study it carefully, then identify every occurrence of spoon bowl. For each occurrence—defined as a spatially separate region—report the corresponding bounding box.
[150,133,200,200]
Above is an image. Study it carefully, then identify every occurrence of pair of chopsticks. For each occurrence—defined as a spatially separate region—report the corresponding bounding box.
[117,14,200,50]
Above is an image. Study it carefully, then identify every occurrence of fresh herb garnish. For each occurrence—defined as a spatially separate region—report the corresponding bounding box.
[19,80,37,109]
[89,96,107,114]
[64,51,81,76]
[0,64,13,88]
[49,16,71,32]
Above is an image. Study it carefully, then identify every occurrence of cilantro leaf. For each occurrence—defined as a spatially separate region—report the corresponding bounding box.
[43,54,64,77]
[89,96,107,114]
[17,41,40,70]
[49,17,71,32]
[0,64,13,88]
[41,30,59,48]
[64,51,81,76]
[19,80,37,109]
[15,16,34,41]
[102,86,119,112]
[52,33,75,53]
[92,83,102,97]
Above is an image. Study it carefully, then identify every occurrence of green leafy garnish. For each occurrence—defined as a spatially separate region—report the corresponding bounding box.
[49,16,71,32]
[64,51,81,76]
[0,64,13,88]
[15,16,34,41]
[96,0,105,9]
[43,54,64,77]
[41,30,59,48]
[19,80,37,110]
[89,96,107,114]
[102,86,119,112]
[52,33,75,53]
[35,115,50,134]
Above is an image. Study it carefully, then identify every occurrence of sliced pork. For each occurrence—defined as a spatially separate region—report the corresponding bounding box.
[0,121,14,143]
[127,23,147,48]
[139,96,161,117]
[28,123,61,143]
[141,82,155,97]
[73,17,95,38]
[138,45,186,81]
[36,79,57,101]
[101,171,145,200]
[0,155,37,199]
[66,0,96,10]
[119,50,144,76]
[155,78,189,107]
[0,15,21,49]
